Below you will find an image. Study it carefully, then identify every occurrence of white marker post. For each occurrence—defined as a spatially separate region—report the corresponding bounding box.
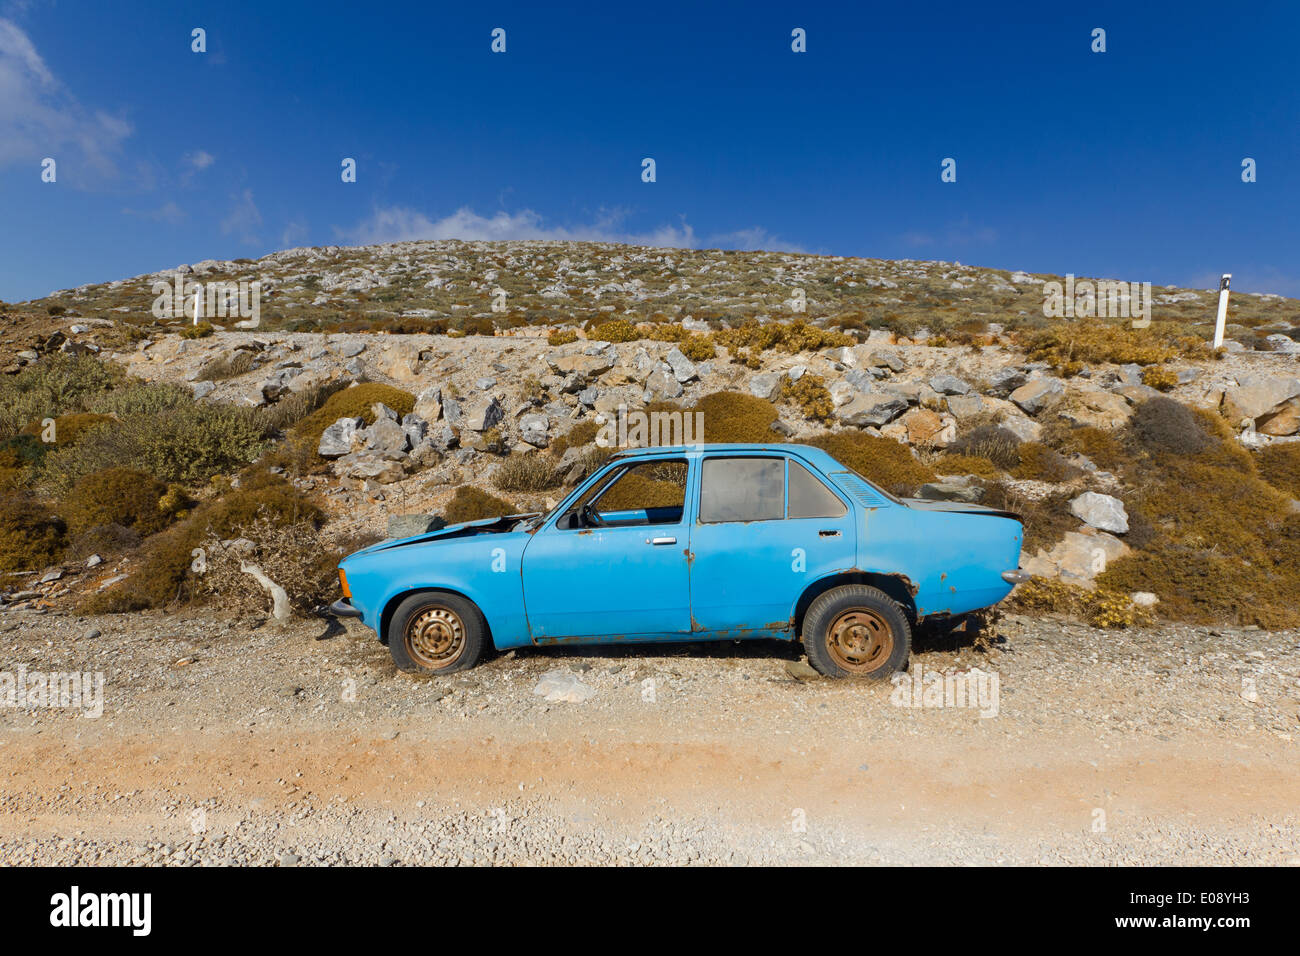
[1212,273,1231,348]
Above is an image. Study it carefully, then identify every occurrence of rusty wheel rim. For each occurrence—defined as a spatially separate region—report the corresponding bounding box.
[827,608,894,674]
[404,605,465,669]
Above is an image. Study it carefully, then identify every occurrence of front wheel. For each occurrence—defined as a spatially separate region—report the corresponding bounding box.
[387,592,486,675]
[801,585,911,680]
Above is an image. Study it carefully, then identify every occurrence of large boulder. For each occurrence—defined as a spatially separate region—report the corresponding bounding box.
[1070,491,1129,533]
[518,413,550,447]
[461,395,505,432]
[1222,375,1300,423]
[1009,377,1065,415]
[748,373,781,400]
[413,386,443,422]
[834,389,909,427]
[1021,529,1130,588]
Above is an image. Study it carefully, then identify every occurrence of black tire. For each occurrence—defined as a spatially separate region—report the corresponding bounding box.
[387,591,486,675]
[801,585,911,680]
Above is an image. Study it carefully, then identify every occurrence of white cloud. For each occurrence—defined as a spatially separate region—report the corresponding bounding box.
[342,205,806,256]
[185,150,215,170]
[0,18,131,178]
[220,189,263,244]
[122,200,186,225]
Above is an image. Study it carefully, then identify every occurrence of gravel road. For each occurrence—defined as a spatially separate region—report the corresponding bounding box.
[1,608,1297,866]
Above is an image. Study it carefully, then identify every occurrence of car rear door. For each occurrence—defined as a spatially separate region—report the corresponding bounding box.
[688,454,856,634]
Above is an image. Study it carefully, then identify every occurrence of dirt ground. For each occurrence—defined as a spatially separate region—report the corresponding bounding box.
[1,607,1297,866]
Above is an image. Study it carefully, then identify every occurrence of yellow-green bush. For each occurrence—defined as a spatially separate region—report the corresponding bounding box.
[547,328,580,346]
[492,454,560,493]
[1140,365,1178,391]
[588,319,640,343]
[61,467,182,537]
[1017,323,1200,374]
[805,431,936,495]
[0,496,66,572]
[647,391,781,444]
[780,374,834,422]
[1256,442,1300,498]
[443,485,518,524]
[292,383,416,451]
[715,319,854,355]
[678,335,716,361]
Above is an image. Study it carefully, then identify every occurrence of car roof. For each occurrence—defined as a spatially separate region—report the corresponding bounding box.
[608,442,843,469]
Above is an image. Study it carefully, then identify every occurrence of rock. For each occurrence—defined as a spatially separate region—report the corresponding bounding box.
[929,373,972,395]
[461,396,504,432]
[1058,389,1132,429]
[834,389,909,427]
[1020,530,1130,587]
[518,413,549,447]
[577,387,599,407]
[645,367,683,400]
[84,628,101,640]
[532,669,596,703]
[386,514,446,539]
[1131,591,1160,607]
[785,660,821,681]
[945,394,984,418]
[371,402,398,422]
[413,386,443,422]
[748,373,780,400]
[917,480,985,503]
[986,367,1028,398]
[85,554,103,568]
[829,380,858,407]
[318,417,363,458]
[400,413,428,447]
[1009,377,1064,415]
[899,407,948,446]
[546,351,614,378]
[279,852,300,867]
[1265,334,1300,354]
[1070,491,1129,533]
[425,422,459,452]
[191,381,216,400]
[340,342,365,358]
[39,569,63,583]
[365,417,410,456]
[864,349,906,373]
[336,452,405,484]
[1112,382,1161,404]
[1222,375,1300,422]
[1257,399,1300,437]
[997,415,1043,443]
[664,347,698,383]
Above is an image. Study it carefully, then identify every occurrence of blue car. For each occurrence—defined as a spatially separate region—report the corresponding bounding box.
[331,443,1027,680]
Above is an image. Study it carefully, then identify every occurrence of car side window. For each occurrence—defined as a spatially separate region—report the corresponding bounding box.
[788,460,848,519]
[556,459,687,528]
[699,457,784,523]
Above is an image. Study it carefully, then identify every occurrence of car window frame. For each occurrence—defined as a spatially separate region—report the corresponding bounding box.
[548,455,691,532]
[696,453,788,525]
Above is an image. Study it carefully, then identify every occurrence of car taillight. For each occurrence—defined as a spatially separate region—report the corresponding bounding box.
[338,568,351,598]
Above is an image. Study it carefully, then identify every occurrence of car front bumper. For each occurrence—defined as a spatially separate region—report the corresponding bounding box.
[329,598,363,619]
[1001,569,1033,585]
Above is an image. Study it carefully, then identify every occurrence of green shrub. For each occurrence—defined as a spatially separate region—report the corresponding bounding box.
[0,496,66,572]
[0,354,123,439]
[42,400,267,490]
[715,319,853,354]
[443,485,518,524]
[179,322,215,339]
[679,335,716,361]
[195,349,258,381]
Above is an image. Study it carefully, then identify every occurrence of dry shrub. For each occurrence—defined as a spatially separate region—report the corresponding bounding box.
[550,419,601,456]
[258,378,351,434]
[1043,423,1128,471]
[65,522,140,562]
[948,424,1021,470]
[780,374,834,422]
[81,477,323,612]
[20,412,115,447]
[647,391,780,444]
[715,319,854,355]
[933,453,1004,478]
[0,354,123,439]
[199,515,341,615]
[179,322,215,339]
[1005,578,1152,629]
[195,349,258,381]
[1256,443,1300,498]
[1127,397,1215,457]
[547,328,579,346]
[1017,323,1198,373]
[1013,442,1082,482]
[588,319,640,343]
[443,486,518,524]
[678,335,716,361]
[981,482,1078,553]
[493,454,561,493]
[0,495,66,572]
[1140,365,1178,391]
[806,431,936,496]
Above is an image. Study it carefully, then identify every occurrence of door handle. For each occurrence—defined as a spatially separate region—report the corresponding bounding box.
[646,536,677,545]
[818,529,841,537]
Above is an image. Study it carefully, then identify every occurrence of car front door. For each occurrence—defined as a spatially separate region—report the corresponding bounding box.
[521,457,694,641]
[689,454,856,634]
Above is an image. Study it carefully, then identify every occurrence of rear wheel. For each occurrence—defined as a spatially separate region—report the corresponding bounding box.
[387,592,486,674]
[801,585,910,680]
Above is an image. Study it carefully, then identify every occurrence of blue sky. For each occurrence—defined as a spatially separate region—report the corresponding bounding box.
[1,0,1297,302]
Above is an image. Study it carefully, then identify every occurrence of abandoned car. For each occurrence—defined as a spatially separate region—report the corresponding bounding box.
[331,443,1027,680]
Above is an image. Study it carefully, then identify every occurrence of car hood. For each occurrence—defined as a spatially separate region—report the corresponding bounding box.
[351,512,543,557]
[901,498,1020,520]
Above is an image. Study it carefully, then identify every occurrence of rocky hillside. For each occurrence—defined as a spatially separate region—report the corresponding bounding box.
[1,240,1298,629]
